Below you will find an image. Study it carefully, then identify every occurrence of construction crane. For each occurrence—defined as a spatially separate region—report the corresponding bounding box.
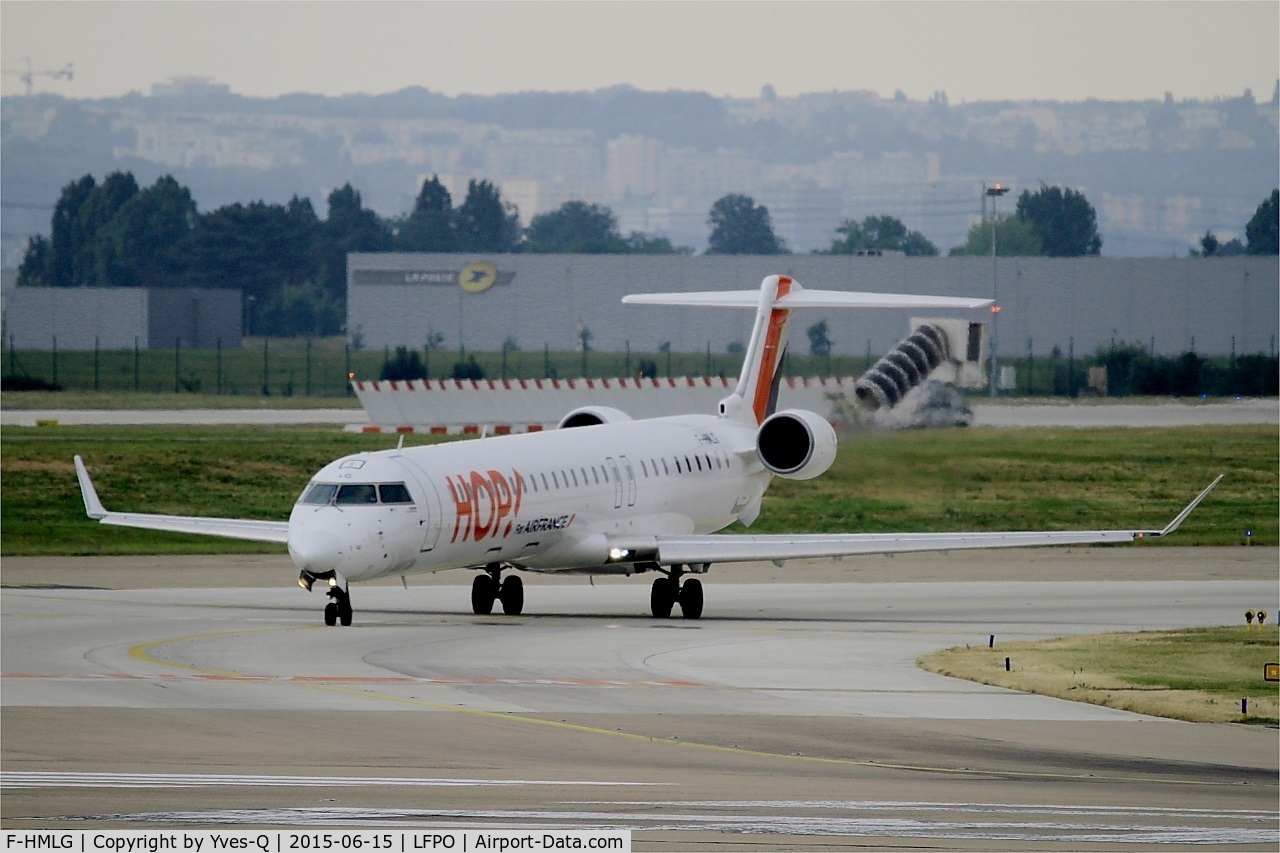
[2,57,74,97]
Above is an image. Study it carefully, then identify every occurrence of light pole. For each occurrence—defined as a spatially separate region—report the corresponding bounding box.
[984,182,1009,397]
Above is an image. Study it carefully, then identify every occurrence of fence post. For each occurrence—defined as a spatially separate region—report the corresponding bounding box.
[94,336,101,392]
[134,337,140,392]
[1067,337,1075,398]
[262,338,270,396]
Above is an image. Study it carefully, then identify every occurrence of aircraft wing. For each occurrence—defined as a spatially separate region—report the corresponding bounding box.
[74,455,290,544]
[646,476,1224,566]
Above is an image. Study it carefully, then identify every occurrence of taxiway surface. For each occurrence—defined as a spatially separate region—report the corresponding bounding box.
[2,548,1277,849]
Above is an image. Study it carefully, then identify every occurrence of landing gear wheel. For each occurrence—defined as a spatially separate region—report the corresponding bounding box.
[324,587,353,627]
[471,573,497,615]
[650,576,676,619]
[678,578,703,620]
[499,575,524,615]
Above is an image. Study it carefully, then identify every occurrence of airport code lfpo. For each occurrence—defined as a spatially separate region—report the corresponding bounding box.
[1,833,630,853]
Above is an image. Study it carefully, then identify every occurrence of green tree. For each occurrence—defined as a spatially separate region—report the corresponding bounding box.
[1244,189,1278,255]
[1192,231,1245,257]
[707,193,786,255]
[93,175,196,289]
[75,172,140,286]
[256,280,343,338]
[397,175,457,252]
[456,179,520,252]
[825,215,939,256]
[41,174,97,286]
[181,198,318,307]
[321,184,394,294]
[1015,186,1102,256]
[949,214,1042,256]
[806,319,833,357]
[16,235,52,287]
[525,201,626,253]
[625,232,689,254]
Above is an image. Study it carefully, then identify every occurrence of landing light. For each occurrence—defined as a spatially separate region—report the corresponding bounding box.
[609,548,629,561]
[328,577,339,587]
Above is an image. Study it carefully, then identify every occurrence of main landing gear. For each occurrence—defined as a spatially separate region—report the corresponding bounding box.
[650,564,703,620]
[471,564,524,615]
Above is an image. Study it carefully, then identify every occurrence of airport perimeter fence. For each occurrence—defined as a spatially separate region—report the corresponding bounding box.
[2,335,1277,399]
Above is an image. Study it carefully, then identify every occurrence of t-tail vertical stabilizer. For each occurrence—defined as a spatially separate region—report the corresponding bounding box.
[622,275,994,424]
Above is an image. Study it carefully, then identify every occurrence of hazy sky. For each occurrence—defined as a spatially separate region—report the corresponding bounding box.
[2,1,1277,103]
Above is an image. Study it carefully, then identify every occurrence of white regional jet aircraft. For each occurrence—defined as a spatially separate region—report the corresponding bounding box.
[75,275,1222,625]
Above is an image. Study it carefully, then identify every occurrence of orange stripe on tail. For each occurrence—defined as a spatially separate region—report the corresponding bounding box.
[750,275,792,424]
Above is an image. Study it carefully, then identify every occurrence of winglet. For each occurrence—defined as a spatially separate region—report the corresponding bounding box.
[73,455,109,519]
[1143,474,1224,538]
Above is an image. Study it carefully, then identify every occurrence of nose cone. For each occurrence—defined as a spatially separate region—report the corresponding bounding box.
[288,530,345,575]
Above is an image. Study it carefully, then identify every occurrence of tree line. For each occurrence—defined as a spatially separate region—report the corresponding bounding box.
[18,172,1278,337]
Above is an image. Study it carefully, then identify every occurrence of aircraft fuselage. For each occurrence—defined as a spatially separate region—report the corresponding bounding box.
[286,414,767,585]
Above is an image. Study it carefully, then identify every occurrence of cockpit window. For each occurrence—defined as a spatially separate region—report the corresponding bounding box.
[336,484,378,505]
[299,482,415,506]
[379,483,413,504]
[302,483,338,505]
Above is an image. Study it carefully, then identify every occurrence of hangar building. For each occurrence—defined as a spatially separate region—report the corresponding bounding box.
[3,287,242,351]
[347,254,1277,359]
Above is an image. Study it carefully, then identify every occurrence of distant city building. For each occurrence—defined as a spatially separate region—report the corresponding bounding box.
[150,76,233,98]
[2,86,1275,265]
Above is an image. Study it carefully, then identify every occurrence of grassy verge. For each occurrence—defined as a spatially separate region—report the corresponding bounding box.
[751,424,1276,545]
[919,626,1280,724]
[1,423,1274,556]
[1,391,363,410]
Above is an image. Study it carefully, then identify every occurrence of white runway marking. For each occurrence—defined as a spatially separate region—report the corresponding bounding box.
[1,672,702,688]
[0,772,664,789]
[33,801,1278,845]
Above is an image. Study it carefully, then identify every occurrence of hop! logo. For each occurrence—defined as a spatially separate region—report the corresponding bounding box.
[447,468,523,543]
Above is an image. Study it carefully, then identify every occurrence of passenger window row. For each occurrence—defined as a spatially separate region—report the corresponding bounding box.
[519,452,732,495]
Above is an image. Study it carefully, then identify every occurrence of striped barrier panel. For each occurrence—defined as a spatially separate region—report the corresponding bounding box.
[350,376,856,434]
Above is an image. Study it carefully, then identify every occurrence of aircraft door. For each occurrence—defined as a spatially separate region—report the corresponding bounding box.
[620,455,637,507]
[397,457,444,553]
[605,457,623,509]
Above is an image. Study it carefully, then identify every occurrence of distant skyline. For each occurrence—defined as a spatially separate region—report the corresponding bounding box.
[2,1,1277,103]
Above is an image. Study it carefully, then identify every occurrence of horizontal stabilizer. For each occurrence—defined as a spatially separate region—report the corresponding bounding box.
[623,284,992,311]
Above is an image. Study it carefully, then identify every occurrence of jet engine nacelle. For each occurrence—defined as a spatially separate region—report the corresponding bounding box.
[756,408,838,480]
[557,406,634,429]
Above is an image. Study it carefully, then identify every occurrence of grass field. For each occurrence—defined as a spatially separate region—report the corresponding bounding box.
[1,423,1273,556]
[919,626,1280,724]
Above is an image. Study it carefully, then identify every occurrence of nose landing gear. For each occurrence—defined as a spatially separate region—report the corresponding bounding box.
[300,569,353,627]
[323,585,353,626]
